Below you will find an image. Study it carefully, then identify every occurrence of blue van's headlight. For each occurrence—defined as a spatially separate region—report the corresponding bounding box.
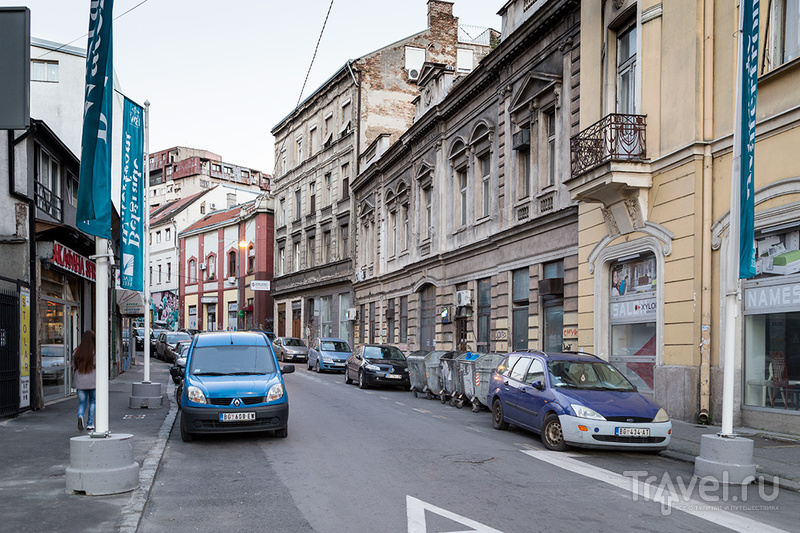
[266,383,284,402]
[187,386,207,404]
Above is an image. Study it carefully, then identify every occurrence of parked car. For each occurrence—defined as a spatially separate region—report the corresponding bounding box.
[345,344,410,389]
[41,344,66,384]
[150,329,168,354]
[132,327,147,351]
[180,328,202,337]
[272,337,309,363]
[169,343,191,408]
[488,351,672,452]
[179,331,294,442]
[165,339,191,365]
[307,337,351,372]
[257,330,276,343]
[156,331,192,362]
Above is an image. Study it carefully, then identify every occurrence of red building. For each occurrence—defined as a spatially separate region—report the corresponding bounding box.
[179,196,275,332]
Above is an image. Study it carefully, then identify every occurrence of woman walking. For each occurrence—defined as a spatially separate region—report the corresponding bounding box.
[72,330,96,431]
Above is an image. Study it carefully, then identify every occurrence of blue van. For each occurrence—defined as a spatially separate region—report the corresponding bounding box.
[179,331,294,442]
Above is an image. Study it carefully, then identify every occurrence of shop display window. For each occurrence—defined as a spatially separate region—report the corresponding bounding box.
[609,252,657,394]
[743,225,800,411]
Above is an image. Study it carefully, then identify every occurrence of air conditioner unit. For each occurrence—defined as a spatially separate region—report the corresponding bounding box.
[354,269,366,282]
[385,308,395,320]
[512,128,530,151]
[227,276,236,284]
[345,307,358,320]
[198,262,206,270]
[539,278,564,297]
[456,290,472,307]
[210,202,217,210]
[407,68,420,81]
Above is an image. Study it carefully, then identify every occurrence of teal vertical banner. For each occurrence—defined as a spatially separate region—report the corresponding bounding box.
[120,98,144,290]
[76,0,114,239]
[739,0,759,279]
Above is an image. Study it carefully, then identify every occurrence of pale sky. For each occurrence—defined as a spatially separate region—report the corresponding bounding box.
[6,0,504,174]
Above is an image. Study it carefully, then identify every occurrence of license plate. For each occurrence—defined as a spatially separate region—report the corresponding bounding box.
[334,362,345,367]
[385,374,402,379]
[616,427,650,437]
[220,412,255,422]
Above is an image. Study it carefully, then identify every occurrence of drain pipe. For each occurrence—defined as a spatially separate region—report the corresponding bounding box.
[698,0,714,424]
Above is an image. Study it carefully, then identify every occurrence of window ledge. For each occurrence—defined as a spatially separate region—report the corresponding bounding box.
[760,56,800,84]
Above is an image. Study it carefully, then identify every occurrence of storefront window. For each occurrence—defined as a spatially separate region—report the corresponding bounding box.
[609,252,657,394]
[743,225,800,410]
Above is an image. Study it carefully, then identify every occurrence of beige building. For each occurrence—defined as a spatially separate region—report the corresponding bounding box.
[568,0,800,432]
[270,0,495,347]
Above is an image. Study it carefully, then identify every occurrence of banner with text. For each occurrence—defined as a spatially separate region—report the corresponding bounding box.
[76,0,114,239]
[738,0,759,279]
[119,97,144,290]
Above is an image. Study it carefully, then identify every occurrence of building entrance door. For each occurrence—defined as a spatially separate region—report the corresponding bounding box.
[419,285,436,351]
[292,307,301,338]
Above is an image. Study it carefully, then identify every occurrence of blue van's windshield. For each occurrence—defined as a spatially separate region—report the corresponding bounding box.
[189,345,277,376]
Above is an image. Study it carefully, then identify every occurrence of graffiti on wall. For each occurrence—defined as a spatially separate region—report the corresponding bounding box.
[151,291,179,330]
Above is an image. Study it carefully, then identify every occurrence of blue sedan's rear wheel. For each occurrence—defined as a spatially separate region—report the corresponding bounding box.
[492,399,509,430]
[541,414,567,451]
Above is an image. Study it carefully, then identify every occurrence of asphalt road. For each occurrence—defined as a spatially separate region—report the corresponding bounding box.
[138,367,800,533]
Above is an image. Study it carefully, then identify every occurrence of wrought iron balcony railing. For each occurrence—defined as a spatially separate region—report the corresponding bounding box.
[570,113,647,178]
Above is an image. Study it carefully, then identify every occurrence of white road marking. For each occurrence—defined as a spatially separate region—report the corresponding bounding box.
[380,397,390,400]
[413,408,431,414]
[407,495,504,533]
[521,449,788,533]
[395,402,405,406]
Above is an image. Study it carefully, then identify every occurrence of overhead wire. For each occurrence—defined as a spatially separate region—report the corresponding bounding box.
[275,0,336,168]
[33,0,152,60]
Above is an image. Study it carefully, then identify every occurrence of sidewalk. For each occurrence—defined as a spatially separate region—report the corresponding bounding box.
[0,357,176,533]
[665,419,800,492]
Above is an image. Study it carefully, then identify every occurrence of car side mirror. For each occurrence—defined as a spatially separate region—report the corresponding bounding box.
[281,364,295,374]
[531,380,545,391]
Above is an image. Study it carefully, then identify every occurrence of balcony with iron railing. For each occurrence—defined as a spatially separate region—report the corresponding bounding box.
[35,181,63,221]
[567,113,651,234]
[570,113,647,178]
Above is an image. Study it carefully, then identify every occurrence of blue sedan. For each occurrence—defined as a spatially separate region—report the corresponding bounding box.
[308,337,351,372]
[488,351,671,451]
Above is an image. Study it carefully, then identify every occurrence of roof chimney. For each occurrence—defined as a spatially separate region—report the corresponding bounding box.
[427,0,455,29]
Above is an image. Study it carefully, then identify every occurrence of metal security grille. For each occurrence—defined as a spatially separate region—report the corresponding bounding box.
[0,290,20,418]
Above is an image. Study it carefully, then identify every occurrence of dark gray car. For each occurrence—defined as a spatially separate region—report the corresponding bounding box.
[272,337,309,363]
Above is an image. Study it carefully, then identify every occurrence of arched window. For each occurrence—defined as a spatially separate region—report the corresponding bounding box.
[188,259,196,284]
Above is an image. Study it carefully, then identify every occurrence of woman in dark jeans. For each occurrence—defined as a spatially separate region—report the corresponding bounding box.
[72,330,96,431]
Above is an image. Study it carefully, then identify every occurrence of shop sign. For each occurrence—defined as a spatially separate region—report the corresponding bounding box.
[228,302,238,312]
[52,241,96,281]
[20,286,30,408]
[745,282,800,313]
[200,296,218,304]
[250,280,271,291]
[610,297,657,320]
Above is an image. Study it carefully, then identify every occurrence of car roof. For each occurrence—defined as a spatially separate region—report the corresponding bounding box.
[506,350,601,363]
[318,337,348,342]
[194,331,270,347]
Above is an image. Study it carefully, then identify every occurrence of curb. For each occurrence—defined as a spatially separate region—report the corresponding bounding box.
[118,380,178,533]
[662,449,800,493]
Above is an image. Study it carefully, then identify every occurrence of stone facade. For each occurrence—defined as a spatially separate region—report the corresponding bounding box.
[351,0,581,355]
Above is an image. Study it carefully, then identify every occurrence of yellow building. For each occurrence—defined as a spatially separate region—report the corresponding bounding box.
[568,0,800,433]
